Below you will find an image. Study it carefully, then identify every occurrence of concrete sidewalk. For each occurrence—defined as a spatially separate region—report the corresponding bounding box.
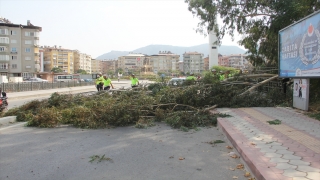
[217,107,320,180]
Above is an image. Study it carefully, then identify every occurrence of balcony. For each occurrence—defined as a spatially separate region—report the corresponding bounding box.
[34,37,39,40]
[10,51,18,54]
[0,68,9,72]
[0,43,9,46]
[0,59,9,63]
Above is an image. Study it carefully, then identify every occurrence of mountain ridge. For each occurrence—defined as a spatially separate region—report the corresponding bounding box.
[96,44,246,60]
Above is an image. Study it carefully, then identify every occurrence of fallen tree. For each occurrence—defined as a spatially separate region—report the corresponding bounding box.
[2,79,292,130]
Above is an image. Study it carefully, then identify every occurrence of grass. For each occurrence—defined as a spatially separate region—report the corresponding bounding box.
[267,119,281,125]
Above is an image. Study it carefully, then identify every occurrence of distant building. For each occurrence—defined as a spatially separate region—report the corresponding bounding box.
[91,59,102,74]
[218,54,250,70]
[203,56,209,71]
[183,52,204,74]
[101,59,118,75]
[150,51,179,74]
[74,51,91,74]
[178,61,184,72]
[43,46,75,74]
[0,18,42,79]
[118,53,145,75]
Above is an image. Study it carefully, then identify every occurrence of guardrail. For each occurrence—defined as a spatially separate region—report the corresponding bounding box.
[1,81,94,93]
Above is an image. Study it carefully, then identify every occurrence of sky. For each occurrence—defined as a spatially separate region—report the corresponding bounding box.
[0,0,244,58]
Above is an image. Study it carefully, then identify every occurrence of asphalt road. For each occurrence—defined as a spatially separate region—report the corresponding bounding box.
[7,82,135,110]
[0,123,248,180]
[0,80,250,180]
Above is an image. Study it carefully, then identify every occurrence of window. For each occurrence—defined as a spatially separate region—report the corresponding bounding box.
[11,31,16,35]
[0,55,9,61]
[0,47,6,52]
[0,63,8,69]
[0,37,9,44]
[25,40,32,44]
[0,29,8,35]
[11,47,17,52]
[11,39,17,44]
[25,48,31,53]
[11,64,17,69]
[25,57,31,60]
[25,32,35,36]
[11,56,17,60]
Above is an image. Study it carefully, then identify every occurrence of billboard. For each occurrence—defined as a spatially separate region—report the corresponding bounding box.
[279,10,320,78]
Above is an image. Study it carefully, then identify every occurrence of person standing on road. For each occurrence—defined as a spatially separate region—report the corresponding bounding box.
[103,75,114,91]
[186,73,197,80]
[95,74,104,91]
[130,74,139,88]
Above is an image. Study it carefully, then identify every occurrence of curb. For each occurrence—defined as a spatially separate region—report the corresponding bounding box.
[218,118,264,180]
[0,116,16,125]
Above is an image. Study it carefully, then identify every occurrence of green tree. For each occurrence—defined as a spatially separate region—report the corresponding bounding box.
[185,0,320,66]
[76,69,88,74]
[51,67,63,73]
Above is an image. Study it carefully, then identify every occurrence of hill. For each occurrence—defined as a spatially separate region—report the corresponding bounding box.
[96,44,246,60]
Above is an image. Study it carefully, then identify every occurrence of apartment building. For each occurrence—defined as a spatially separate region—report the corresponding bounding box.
[150,51,179,74]
[218,55,229,67]
[101,60,118,75]
[118,53,145,75]
[0,18,41,79]
[183,52,204,74]
[43,46,74,74]
[74,51,92,74]
[218,54,250,70]
[91,59,102,74]
[203,56,209,71]
[178,61,184,72]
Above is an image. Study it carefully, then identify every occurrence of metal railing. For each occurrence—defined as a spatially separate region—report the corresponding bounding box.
[1,81,94,93]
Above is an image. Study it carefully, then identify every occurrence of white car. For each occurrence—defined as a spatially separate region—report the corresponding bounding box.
[167,78,186,86]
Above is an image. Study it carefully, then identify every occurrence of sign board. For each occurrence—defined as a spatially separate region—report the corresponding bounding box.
[293,78,309,111]
[279,10,320,78]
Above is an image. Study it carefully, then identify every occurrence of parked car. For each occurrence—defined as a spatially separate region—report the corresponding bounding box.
[25,78,48,82]
[167,77,186,86]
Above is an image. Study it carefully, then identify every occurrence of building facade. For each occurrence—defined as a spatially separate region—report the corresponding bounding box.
[203,56,209,71]
[101,60,118,75]
[183,52,204,74]
[218,54,250,70]
[91,59,102,74]
[150,51,179,74]
[118,54,145,75]
[0,18,42,79]
[43,46,75,74]
[74,51,91,74]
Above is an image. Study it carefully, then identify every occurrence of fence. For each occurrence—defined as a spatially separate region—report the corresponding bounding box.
[1,81,94,93]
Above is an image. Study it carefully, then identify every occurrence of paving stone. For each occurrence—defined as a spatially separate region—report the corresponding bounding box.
[296,165,320,173]
[275,163,297,170]
[292,177,312,180]
[282,154,302,160]
[288,160,310,166]
[264,152,282,158]
[302,157,320,162]
[271,145,289,150]
[260,148,277,153]
[306,172,320,180]
[269,157,289,163]
[276,149,294,155]
[283,169,307,177]
[256,144,273,149]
